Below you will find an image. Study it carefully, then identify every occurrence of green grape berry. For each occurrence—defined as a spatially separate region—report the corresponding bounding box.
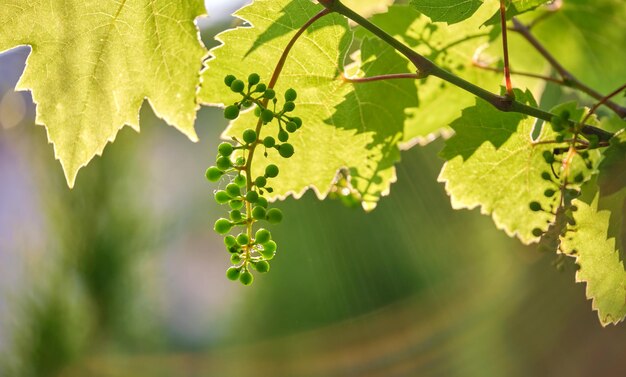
[544,189,556,198]
[266,208,283,224]
[265,164,279,178]
[214,191,231,204]
[255,228,271,244]
[236,233,249,246]
[218,142,234,156]
[263,136,275,148]
[216,156,232,171]
[205,167,223,182]
[257,197,269,208]
[285,122,297,133]
[532,228,543,237]
[254,176,267,188]
[291,117,302,128]
[224,235,237,248]
[230,254,242,264]
[283,101,295,112]
[233,174,246,188]
[230,79,245,93]
[278,143,294,158]
[243,129,258,144]
[235,157,246,166]
[226,266,241,281]
[226,183,241,197]
[256,83,267,92]
[529,201,542,212]
[255,260,270,273]
[248,73,260,85]
[261,109,274,123]
[260,240,276,259]
[278,129,289,142]
[263,89,276,100]
[251,206,266,220]
[224,105,240,120]
[284,88,297,101]
[541,172,552,181]
[214,218,233,234]
[242,100,253,108]
[542,151,555,164]
[246,191,259,203]
[239,270,253,285]
[229,199,244,210]
[230,210,243,222]
[224,74,236,87]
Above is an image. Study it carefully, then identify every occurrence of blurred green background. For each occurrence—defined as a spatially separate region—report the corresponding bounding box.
[1,2,625,377]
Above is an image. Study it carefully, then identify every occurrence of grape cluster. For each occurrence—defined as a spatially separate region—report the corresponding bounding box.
[205,73,302,285]
[530,110,597,253]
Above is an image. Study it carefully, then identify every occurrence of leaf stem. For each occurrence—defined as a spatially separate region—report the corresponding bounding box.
[317,0,614,142]
[499,0,514,98]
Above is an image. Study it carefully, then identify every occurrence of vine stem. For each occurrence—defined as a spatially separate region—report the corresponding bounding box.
[510,17,626,119]
[499,0,514,97]
[581,83,626,127]
[242,8,332,259]
[317,0,614,142]
[342,72,420,83]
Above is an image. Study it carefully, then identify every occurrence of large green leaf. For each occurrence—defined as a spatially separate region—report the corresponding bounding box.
[199,0,419,209]
[409,0,484,25]
[0,0,207,186]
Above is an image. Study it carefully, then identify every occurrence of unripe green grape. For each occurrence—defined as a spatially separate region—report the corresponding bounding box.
[224,105,240,120]
[260,248,275,260]
[560,110,570,121]
[254,106,262,117]
[283,101,295,112]
[255,176,267,188]
[242,100,252,108]
[224,74,236,87]
[239,270,253,285]
[251,206,266,220]
[230,210,243,222]
[214,191,231,204]
[243,129,257,144]
[285,88,297,101]
[278,129,289,142]
[263,89,275,99]
[261,109,274,123]
[255,260,270,273]
[291,117,302,128]
[263,136,275,148]
[542,151,555,164]
[529,201,542,212]
[216,156,232,171]
[574,172,584,183]
[229,199,244,210]
[261,240,277,259]
[218,142,234,156]
[256,83,267,92]
[235,157,246,166]
[266,208,283,224]
[226,183,241,197]
[555,134,565,143]
[205,166,223,182]
[231,174,245,188]
[255,228,271,244]
[214,218,233,234]
[236,233,249,246]
[224,235,237,248]
[265,164,279,178]
[550,116,564,132]
[266,187,274,193]
[226,266,241,281]
[285,122,297,133]
[544,189,556,198]
[257,197,269,208]
[278,143,294,158]
[532,228,543,237]
[541,172,552,181]
[230,79,245,93]
[246,191,259,203]
[248,73,260,86]
[230,254,242,264]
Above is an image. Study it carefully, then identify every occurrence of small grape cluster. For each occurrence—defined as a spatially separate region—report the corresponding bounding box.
[205,73,302,285]
[530,110,597,255]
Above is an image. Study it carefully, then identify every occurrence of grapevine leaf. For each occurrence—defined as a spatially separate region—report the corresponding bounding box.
[439,91,557,243]
[0,0,207,187]
[342,0,394,18]
[484,0,552,25]
[409,0,484,25]
[354,4,501,147]
[199,0,418,210]
[560,169,626,325]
